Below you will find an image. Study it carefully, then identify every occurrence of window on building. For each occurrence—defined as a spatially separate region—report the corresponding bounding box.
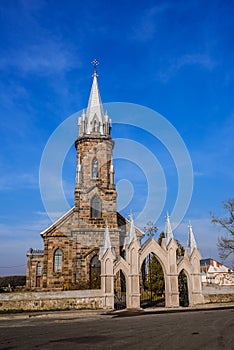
[36,262,42,276]
[91,195,102,218]
[92,157,98,178]
[54,249,62,272]
[90,255,101,289]
[93,119,98,132]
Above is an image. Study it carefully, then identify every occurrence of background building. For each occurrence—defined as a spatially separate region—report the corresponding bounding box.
[200,258,234,285]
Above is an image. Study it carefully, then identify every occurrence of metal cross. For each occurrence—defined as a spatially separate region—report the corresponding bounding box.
[91,59,99,73]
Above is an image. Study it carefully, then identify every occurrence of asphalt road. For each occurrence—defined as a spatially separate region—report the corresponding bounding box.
[0,309,233,350]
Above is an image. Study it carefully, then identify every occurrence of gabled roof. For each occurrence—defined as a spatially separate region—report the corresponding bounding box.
[117,212,144,237]
[40,207,75,237]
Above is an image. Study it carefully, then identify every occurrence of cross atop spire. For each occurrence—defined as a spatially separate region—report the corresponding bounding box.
[91,59,99,76]
[78,61,111,136]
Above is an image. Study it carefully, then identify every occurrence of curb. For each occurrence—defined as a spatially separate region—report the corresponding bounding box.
[0,302,233,320]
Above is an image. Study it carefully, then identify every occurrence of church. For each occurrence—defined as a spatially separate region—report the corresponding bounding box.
[26,62,204,309]
[26,61,142,291]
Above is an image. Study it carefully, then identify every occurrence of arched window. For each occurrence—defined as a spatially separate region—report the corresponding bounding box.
[92,157,98,178]
[54,249,62,272]
[90,255,101,289]
[93,119,98,132]
[36,262,42,276]
[91,195,102,218]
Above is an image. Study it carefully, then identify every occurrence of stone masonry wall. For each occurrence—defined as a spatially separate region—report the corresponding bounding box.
[75,135,118,229]
[0,290,104,312]
[202,284,234,303]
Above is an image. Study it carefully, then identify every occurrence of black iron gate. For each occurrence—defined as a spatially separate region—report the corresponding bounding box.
[140,254,165,308]
[178,270,189,307]
[114,270,126,310]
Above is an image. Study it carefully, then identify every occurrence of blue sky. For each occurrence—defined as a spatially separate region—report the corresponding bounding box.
[0,0,233,275]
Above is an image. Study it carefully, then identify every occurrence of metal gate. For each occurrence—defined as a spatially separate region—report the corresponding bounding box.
[114,270,126,310]
[178,270,189,307]
[140,254,165,308]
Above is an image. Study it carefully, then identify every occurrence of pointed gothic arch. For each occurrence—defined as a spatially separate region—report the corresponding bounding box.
[89,255,101,289]
[90,195,102,218]
[91,114,99,133]
[140,252,165,308]
[178,269,189,307]
[139,239,172,307]
[114,269,127,310]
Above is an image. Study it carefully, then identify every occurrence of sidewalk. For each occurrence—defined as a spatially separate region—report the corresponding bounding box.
[0,302,233,320]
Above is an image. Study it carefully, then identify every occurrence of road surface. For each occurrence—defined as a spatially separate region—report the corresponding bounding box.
[0,308,233,349]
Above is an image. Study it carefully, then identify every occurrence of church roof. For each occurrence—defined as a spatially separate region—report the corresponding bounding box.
[40,207,144,239]
[40,207,75,237]
[117,212,144,238]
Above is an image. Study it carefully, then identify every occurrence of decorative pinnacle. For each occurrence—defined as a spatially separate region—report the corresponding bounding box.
[91,59,99,75]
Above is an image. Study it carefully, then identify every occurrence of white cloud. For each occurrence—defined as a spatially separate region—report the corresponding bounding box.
[0,173,38,191]
[0,41,79,75]
[131,3,170,41]
[159,53,217,83]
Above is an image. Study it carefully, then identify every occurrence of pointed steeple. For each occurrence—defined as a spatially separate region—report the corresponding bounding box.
[78,60,111,136]
[100,221,112,257]
[187,222,197,256]
[128,212,137,243]
[165,212,174,247]
[124,212,137,246]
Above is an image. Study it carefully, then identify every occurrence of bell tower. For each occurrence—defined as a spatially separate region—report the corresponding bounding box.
[74,60,118,229]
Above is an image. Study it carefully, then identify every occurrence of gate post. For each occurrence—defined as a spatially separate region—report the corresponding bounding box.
[190,251,204,305]
[100,249,115,309]
[166,239,179,307]
[126,240,141,309]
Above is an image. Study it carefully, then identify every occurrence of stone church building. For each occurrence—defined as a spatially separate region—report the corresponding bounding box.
[26,63,204,308]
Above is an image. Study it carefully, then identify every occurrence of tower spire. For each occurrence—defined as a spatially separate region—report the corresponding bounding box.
[78,60,111,136]
[124,212,137,246]
[165,212,174,247]
[100,221,113,257]
[187,222,197,256]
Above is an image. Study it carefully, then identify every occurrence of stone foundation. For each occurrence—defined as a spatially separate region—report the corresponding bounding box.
[202,284,234,303]
[0,290,104,312]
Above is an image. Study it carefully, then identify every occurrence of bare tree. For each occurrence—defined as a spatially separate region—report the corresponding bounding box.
[211,198,234,262]
[143,221,158,237]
